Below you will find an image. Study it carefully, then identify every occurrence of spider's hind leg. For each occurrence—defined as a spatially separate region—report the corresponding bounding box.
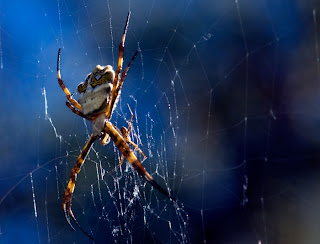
[62,134,96,240]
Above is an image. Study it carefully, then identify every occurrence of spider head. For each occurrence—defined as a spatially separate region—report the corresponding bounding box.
[77,65,115,115]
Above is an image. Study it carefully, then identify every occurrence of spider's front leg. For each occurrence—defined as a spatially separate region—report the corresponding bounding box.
[62,134,96,240]
[105,12,131,119]
[105,11,139,119]
[106,50,139,119]
[57,49,82,111]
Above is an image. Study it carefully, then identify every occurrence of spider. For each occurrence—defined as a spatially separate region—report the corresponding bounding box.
[57,12,175,240]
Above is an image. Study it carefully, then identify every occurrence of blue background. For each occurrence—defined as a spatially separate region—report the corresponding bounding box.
[1,0,320,243]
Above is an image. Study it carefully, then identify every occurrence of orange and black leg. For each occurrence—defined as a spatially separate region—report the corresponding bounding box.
[106,12,139,118]
[119,139,147,168]
[65,102,90,120]
[106,49,139,119]
[116,50,139,96]
[119,107,146,165]
[114,11,131,84]
[104,121,175,202]
[106,12,131,118]
[62,134,96,240]
[57,49,82,111]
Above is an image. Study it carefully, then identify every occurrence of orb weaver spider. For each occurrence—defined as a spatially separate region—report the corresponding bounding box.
[57,12,175,240]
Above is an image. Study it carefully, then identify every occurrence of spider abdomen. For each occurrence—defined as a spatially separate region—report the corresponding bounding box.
[77,65,115,115]
[78,82,112,115]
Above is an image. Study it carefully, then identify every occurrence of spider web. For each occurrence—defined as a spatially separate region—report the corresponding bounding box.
[1,0,320,243]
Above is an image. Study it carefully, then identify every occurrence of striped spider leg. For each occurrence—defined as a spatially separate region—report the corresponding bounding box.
[61,134,97,239]
[103,121,175,202]
[57,12,175,240]
[119,105,147,167]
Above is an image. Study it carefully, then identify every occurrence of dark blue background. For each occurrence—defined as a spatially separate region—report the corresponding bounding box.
[1,0,320,243]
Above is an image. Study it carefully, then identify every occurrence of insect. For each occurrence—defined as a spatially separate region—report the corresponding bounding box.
[57,12,175,240]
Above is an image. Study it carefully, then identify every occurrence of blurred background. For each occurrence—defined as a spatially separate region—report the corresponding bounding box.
[1,0,320,243]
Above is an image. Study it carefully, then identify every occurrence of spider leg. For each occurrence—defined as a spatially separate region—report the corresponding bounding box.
[104,121,175,202]
[106,50,139,119]
[123,104,147,159]
[127,140,147,161]
[105,11,139,119]
[114,11,131,86]
[66,101,91,120]
[120,105,147,162]
[116,50,139,95]
[100,133,110,146]
[119,155,125,167]
[126,104,134,134]
[106,12,131,118]
[118,141,146,174]
[62,134,96,240]
[57,49,82,111]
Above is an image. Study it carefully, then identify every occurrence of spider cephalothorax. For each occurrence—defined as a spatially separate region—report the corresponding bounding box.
[57,12,175,240]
